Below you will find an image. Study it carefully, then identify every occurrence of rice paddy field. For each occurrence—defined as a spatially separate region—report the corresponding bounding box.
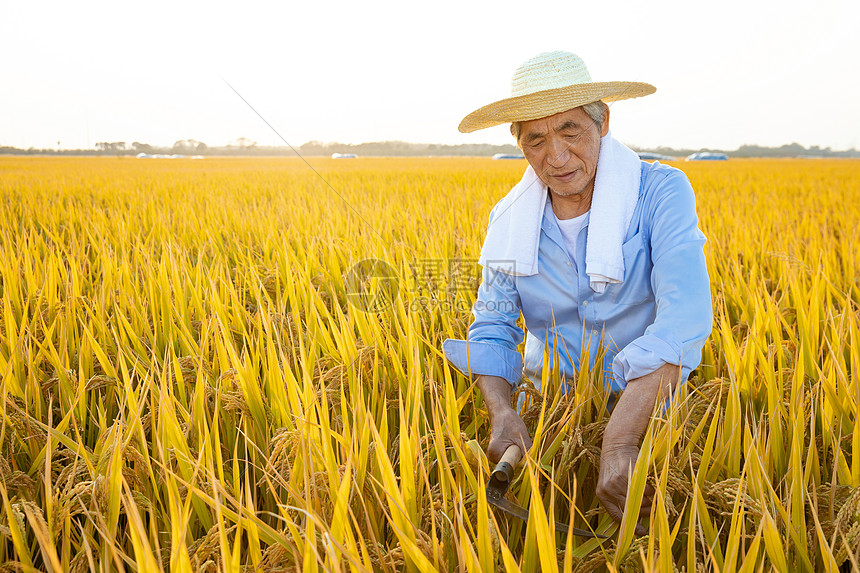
[0,155,859,572]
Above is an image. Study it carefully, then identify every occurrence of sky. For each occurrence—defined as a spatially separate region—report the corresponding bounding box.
[2,0,858,151]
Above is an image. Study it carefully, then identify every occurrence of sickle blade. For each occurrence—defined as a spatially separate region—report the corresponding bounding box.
[486,487,607,539]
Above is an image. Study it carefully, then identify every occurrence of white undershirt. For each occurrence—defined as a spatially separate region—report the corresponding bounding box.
[554,210,589,264]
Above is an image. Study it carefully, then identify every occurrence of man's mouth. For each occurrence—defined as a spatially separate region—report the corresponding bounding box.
[552,170,578,182]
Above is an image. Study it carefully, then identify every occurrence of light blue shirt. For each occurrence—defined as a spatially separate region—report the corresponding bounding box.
[442,161,713,393]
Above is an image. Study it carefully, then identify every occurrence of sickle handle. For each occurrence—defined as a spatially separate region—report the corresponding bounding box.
[490,445,522,484]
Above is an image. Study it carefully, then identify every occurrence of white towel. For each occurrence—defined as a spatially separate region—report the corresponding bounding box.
[478,131,641,292]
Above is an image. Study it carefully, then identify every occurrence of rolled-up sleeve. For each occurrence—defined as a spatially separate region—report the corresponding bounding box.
[443,263,525,387]
[612,171,713,386]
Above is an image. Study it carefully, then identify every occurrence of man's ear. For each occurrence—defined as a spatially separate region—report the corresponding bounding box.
[510,123,522,150]
[599,105,610,137]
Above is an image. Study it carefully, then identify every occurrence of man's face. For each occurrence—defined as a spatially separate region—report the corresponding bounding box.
[518,106,609,199]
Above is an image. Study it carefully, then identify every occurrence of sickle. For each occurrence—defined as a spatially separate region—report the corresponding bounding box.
[486,445,607,539]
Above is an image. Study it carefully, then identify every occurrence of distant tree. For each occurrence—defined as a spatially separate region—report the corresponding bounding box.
[95,142,128,153]
[777,143,805,157]
[232,137,257,149]
[132,142,154,154]
[172,140,192,153]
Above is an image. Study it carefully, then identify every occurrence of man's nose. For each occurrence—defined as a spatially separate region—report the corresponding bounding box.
[546,140,570,167]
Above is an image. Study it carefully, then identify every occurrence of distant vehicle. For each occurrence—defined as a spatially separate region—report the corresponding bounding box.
[332,153,358,159]
[492,153,525,160]
[685,152,728,161]
[137,153,187,159]
[637,152,675,161]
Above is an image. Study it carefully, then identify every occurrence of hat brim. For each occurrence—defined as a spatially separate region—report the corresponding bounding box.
[458,81,656,133]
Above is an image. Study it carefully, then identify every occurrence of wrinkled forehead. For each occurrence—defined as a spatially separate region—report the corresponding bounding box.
[519,107,595,137]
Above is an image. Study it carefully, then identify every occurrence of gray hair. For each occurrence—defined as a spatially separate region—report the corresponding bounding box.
[510,100,608,141]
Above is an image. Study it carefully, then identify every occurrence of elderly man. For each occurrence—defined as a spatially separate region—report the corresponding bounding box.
[442,51,712,533]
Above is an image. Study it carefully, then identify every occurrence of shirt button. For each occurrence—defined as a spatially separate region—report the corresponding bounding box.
[582,301,589,307]
[567,262,572,266]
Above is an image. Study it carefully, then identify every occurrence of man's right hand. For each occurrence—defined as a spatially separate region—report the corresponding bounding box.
[476,375,533,464]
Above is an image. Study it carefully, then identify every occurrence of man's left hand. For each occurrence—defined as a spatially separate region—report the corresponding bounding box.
[595,363,680,536]
[596,443,654,536]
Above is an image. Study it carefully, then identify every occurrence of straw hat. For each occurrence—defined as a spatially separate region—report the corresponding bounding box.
[458,51,656,133]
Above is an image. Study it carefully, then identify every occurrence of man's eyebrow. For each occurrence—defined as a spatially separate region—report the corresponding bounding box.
[554,120,580,133]
[522,120,583,143]
[521,130,546,144]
